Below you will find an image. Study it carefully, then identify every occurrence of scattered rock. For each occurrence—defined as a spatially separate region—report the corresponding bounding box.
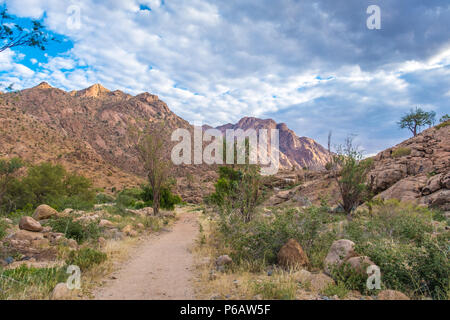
[98,237,107,247]
[3,218,12,224]
[122,225,137,237]
[324,239,356,275]
[292,269,311,283]
[99,219,115,228]
[8,230,45,241]
[33,204,58,220]
[377,290,410,300]
[309,273,335,292]
[51,283,73,300]
[277,239,309,269]
[136,223,145,229]
[31,239,50,249]
[216,255,232,266]
[19,216,43,232]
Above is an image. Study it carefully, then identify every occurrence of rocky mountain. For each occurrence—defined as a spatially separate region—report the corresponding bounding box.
[214,117,330,169]
[263,121,450,212]
[0,82,192,192]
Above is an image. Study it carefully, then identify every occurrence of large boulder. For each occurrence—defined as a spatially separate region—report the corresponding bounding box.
[19,216,43,232]
[277,239,309,269]
[346,256,376,273]
[420,189,450,211]
[33,204,58,220]
[324,239,356,275]
[293,270,334,292]
[377,290,410,300]
[375,175,427,203]
[8,230,45,241]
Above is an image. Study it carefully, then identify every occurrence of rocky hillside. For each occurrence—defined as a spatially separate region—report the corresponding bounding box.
[263,121,450,212]
[0,83,331,202]
[214,117,330,169]
[369,123,449,211]
[0,83,192,192]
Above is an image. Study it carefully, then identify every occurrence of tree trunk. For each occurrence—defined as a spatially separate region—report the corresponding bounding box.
[153,189,160,216]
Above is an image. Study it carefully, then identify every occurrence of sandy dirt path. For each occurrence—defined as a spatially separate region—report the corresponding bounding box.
[93,209,199,300]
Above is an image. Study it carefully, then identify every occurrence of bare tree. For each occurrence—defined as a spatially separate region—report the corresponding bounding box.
[129,122,171,216]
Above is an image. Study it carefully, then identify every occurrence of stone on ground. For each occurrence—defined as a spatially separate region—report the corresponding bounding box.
[277,238,309,269]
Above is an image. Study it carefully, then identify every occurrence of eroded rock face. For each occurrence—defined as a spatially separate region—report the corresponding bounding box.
[368,125,450,210]
[324,239,356,275]
[277,238,309,269]
[33,204,58,221]
[19,216,43,232]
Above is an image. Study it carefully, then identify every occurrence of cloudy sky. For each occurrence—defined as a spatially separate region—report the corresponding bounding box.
[1,0,449,155]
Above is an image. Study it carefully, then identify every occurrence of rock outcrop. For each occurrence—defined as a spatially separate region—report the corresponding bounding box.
[369,124,450,210]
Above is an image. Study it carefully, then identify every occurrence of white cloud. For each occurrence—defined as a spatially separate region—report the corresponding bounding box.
[1,0,450,154]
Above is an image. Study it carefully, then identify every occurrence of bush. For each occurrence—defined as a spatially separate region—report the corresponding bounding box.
[95,193,115,204]
[321,281,349,299]
[216,206,340,269]
[343,201,449,299]
[330,136,374,215]
[0,219,7,240]
[46,217,101,244]
[392,147,411,158]
[140,185,182,210]
[66,248,107,271]
[1,162,95,213]
[207,165,263,223]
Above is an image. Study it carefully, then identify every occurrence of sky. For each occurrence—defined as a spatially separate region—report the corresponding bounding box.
[0,0,449,156]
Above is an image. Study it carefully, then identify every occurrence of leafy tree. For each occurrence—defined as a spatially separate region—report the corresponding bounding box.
[1,161,95,213]
[440,114,449,123]
[0,157,23,209]
[398,107,436,137]
[0,7,56,53]
[330,136,373,218]
[208,165,262,223]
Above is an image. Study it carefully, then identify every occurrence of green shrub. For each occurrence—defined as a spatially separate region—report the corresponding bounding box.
[321,281,349,299]
[436,120,450,130]
[140,185,182,210]
[329,261,373,295]
[95,193,115,204]
[217,206,340,269]
[207,165,263,222]
[1,162,95,213]
[0,219,7,240]
[66,248,107,271]
[392,147,411,158]
[46,217,101,244]
[343,201,449,299]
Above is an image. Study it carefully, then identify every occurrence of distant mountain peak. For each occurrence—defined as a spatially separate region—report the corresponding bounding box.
[76,83,111,98]
[34,82,53,89]
[214,116,329,169]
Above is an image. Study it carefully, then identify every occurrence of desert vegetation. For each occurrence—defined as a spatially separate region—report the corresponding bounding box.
[0,157,180,299]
